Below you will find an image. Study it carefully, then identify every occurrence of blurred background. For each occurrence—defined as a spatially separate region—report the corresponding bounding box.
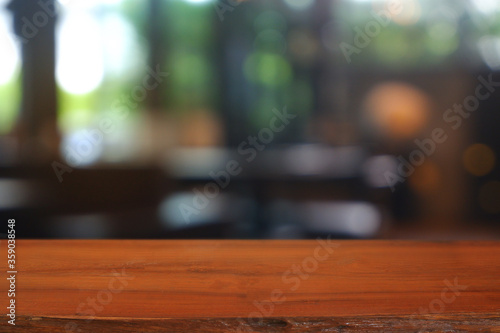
[0,0,499,239]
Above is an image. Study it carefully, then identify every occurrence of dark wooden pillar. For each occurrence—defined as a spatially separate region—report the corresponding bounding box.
[146,0,164,112]
[8,0,60,164]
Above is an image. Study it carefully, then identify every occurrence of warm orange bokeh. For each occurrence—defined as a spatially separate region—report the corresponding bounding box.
[364,82,431,140]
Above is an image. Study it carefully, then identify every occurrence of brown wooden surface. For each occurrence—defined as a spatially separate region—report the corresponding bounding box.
[1,240,499,332]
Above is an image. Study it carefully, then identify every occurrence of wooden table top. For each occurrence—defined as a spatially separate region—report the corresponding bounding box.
[2,240,499,332]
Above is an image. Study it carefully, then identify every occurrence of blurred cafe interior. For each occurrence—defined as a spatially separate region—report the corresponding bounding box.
[0,0,500,239]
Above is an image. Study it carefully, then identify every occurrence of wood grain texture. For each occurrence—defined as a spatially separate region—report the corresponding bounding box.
[1,240,499,332]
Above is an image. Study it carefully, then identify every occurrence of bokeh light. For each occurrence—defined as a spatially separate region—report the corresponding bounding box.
[0,16,19,85]
[370,0,422,26]
[244,52,293,87]
[478,36,500,70]
[471,0,500,15]
[425,6,459,57]
[0,3,20,134]
[463,144,496,176]
[387,0,421,26]
[56,12,104,95]
[364,82,431,139]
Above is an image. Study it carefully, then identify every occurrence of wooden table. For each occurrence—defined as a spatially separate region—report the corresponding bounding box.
[2,240,499,332]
